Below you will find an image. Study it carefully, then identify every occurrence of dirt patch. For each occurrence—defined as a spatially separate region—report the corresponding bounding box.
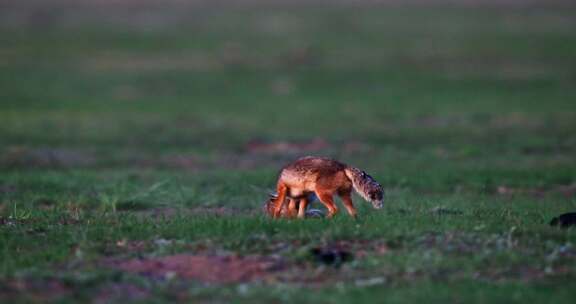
[0,278,70,302]
[103,241,390,286]
[0,278,150,303]
[109,254,286,284]
[93,283,150,304]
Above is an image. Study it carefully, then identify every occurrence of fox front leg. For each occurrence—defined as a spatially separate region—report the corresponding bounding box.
[297,198,309,219]
[287,198,298,218]
[272,184,289,219]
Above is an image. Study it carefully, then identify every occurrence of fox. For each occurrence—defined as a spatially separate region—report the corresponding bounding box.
[264,156,384,219]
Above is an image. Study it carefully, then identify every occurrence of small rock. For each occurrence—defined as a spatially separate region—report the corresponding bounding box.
[550,212,576,228]
[305,209,324,218]
[310,247,353,267]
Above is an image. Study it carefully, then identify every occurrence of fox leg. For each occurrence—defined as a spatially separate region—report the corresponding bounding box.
[297,198,308,219]
[287,198,298,218]
[339,191,357,218]
[315,191,339,218]
[273,183,289,219]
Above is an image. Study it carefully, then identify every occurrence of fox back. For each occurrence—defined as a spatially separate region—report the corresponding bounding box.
[279,157,351,197]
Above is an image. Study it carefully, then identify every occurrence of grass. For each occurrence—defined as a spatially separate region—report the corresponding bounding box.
[1,1,576,303]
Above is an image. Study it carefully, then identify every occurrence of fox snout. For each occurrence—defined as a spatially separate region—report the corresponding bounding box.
[368,189,384,209]
[263,198,275,217]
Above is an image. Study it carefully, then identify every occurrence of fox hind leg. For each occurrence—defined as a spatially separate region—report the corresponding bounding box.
[339,191,357,218]
[315,191,339,218]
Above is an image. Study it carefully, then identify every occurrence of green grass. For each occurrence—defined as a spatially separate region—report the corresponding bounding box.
[1,2,576,303]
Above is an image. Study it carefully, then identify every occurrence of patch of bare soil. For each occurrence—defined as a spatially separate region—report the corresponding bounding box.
[0,278,70,302]
[103,240,390,287]
[0,278,151,303]
[93,283,150,304]
[109,254,286,284]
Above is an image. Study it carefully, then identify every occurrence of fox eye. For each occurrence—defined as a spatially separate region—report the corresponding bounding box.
[370,192,382,200]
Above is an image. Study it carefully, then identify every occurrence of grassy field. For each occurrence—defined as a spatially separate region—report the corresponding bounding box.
[1,1,576,302]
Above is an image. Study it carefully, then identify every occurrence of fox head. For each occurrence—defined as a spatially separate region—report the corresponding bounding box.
[262,193,278,217]
[366,183,384,209]
[359,172,384,209]
[344,167,384,210]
